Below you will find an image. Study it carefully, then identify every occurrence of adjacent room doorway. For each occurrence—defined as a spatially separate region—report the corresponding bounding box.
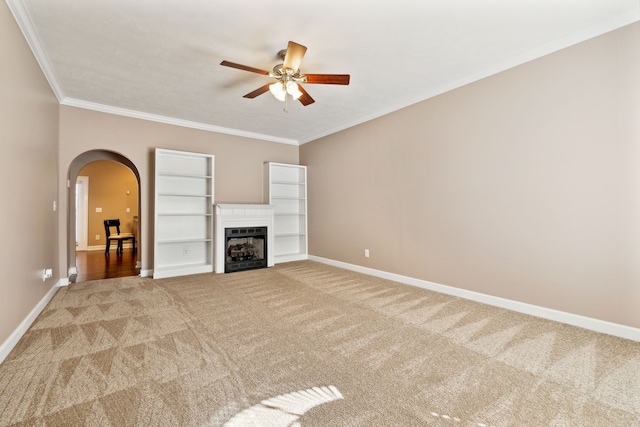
[67,150,142,283]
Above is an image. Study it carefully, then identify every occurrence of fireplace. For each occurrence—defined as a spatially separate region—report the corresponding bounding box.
[214,204,275,273]
[225,227,267,273]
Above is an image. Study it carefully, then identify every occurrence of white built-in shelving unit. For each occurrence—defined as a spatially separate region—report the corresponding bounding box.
[154,149,214,278]
[263,162,308,263]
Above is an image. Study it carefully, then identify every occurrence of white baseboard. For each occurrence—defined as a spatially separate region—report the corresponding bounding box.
[0,280,64,364]
[4,259,635,366]
[309,256,640,342]
[140,269,153,277]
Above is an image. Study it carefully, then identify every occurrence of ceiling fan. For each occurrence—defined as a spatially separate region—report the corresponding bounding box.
[220,41,350,108]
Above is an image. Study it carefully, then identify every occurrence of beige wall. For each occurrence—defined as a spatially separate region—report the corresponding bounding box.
[0,3,59,342]
[3,0,639,349]
[58,106,298,275]
[78,161,139,248]
[301,22,640,329]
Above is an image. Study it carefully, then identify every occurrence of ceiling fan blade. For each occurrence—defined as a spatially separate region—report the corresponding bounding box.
[304,74,350,85]
[220,60,270,75]
[243,84,272,99]
[297,85,315,106]
[283,41,307,73]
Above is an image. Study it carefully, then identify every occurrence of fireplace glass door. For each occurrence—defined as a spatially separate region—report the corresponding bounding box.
[225,227,267,273]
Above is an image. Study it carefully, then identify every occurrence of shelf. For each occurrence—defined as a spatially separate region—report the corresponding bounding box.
[157,193,212,197]
[275,232,306,238]
[154,148,214,279]
[156,261,211,270]
[275,251,307,258]
[272,180,305,185]
[157,213,213,217]
[157,238,212,244]
[271,196,305,200]
[264,162,307,264]
[273,213,306,221]
[158,172,213,179]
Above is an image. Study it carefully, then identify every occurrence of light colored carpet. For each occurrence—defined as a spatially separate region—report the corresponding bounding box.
[0,260,639,426]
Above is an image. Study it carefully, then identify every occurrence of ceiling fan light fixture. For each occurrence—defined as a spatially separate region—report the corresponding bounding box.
[269,82,286,102]
[286,81,303,100]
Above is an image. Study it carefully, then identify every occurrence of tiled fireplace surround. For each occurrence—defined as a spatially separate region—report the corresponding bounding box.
[214,204,275,273]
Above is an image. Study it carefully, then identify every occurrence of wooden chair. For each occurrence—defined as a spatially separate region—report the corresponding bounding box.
[104,219,135,255]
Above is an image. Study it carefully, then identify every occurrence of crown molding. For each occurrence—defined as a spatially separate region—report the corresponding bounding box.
[8,0,638,147]
[5,0,65,102]
[61,98,300,146]
[6,0,298,145]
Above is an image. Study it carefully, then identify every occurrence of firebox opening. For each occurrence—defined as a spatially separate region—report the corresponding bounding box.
[225,227,267,273]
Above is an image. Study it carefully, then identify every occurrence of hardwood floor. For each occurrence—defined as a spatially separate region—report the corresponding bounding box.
[74,249,139,282]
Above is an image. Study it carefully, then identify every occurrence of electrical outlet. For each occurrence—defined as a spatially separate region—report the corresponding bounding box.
[95,235,100,240]
[364,249,370,258]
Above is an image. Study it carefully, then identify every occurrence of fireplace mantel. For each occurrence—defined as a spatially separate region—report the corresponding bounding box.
[214,204,275,273]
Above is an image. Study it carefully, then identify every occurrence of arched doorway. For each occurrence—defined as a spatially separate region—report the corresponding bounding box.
[68,150,141,281]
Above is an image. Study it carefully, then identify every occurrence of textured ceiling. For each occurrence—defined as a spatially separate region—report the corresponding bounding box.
[7,0,640,145]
